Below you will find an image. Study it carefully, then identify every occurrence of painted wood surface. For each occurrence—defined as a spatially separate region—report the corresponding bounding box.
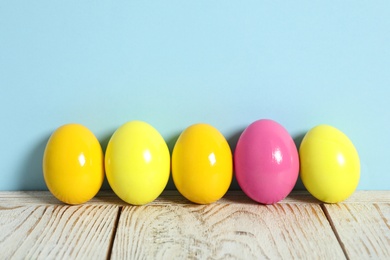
[0,191,388,259]
[112,203,344,259]
[0,204,119,259]
[324,203,390,260]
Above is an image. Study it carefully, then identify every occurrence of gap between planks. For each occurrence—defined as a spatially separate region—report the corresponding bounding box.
[320,204,350,260]
[106,206,123,260]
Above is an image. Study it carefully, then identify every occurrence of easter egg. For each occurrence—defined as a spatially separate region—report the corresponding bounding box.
[105,121,170,205]
[234,119,299,204]
[172,123,232,204]
[43,124,104,205]
[299,125,360,203]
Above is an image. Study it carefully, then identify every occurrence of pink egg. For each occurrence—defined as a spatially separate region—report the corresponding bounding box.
[234,119,299,204]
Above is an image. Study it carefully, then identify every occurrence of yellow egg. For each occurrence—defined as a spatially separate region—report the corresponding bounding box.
[105,121,170,205]
[172,123,233,204]
[299,125,360,203]
[43,124,104,205]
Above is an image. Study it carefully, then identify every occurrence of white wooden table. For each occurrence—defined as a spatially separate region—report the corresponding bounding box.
[0,191,389,259]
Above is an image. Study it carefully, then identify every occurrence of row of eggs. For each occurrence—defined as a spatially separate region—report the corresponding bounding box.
[43,120,360,205]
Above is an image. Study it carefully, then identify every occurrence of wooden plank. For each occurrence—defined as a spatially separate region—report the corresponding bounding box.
[324,203,390,259]
[111,203,345,259]
[0,204,119,259]
[0,191,388,259]
[337,191,390,204]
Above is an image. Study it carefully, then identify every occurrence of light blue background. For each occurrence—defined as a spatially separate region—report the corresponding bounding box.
[1,1,389,191]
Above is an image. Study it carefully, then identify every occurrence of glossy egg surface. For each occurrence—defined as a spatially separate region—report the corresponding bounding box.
[234,119,299,204]
[172,123,232,204]
[43,124,104,204]
[105,121,170,205]
[299,125,360,203]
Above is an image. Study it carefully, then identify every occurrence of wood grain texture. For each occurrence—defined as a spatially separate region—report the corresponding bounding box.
[0,191,389,259]
[0,204,119,259]
[324,203,390,259]
[111,203,345,259]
